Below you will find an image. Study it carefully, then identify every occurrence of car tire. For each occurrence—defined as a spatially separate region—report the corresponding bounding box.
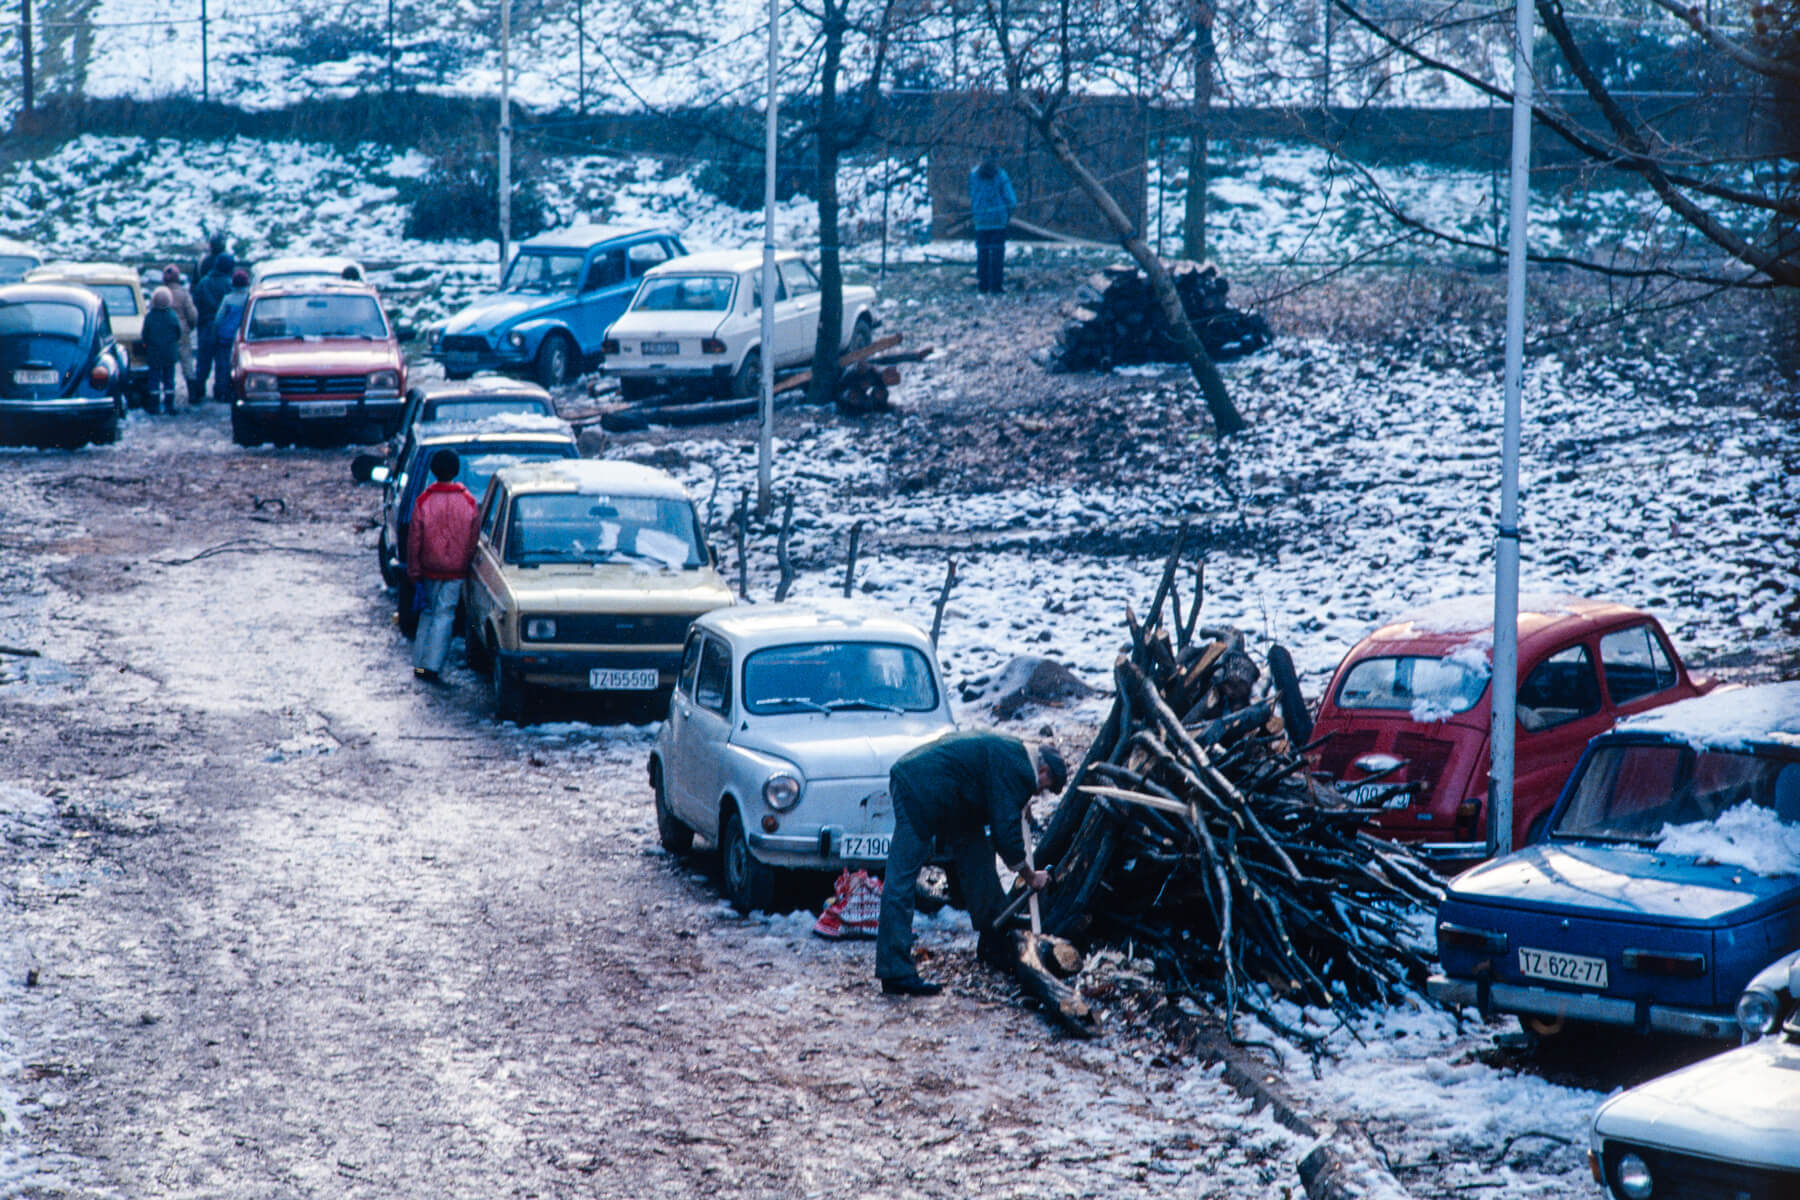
[91,405,121,446]
[377,529,404,588]
[464,621,492,674]
[1268,643,1313,748]
[653,763,695,856]
[230,408,262,447]
[849,314,874,351]
[492,654,528,724]
[729,350,761,399]
[721,808,776,914]
[535,334,574,390]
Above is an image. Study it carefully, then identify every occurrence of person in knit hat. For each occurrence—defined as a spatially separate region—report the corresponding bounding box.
[161,265,201,404]
[142,287,184,414]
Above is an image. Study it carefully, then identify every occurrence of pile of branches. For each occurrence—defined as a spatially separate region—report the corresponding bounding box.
[1022,533,1444,1041]
[1048,261,1272,372]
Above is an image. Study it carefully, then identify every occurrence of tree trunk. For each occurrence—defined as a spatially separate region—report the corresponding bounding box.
[1182,1,1215,262]
[808,0,848,405]
[1017,97,1247,437]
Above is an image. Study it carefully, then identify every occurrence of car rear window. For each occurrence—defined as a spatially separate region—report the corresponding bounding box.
[87,283,139,317]
[1335,654,1488,719]
[0,255,39,281]
[743,641,938,715]
[632,275,735,313]
[1554,743,1800,841]
[426,398,553,423]
[0,301,85,339]
[246,294,387,341]
[505,492,705,569]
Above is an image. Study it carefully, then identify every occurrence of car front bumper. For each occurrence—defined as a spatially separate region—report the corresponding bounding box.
[236,395,405,433]
[747,824,904,870]
[431,344,531,375]
[498,647,683,694]
[0,396,116,418]
[1427,975,1739,1039]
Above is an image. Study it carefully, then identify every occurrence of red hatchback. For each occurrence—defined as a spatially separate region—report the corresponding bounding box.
[1309,596,1713,863]
[230,280,407,447]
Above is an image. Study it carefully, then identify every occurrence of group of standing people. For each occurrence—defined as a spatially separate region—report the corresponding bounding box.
[138,232,251,412]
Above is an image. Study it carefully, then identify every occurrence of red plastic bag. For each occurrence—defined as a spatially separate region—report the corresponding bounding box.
[813,869,883,939]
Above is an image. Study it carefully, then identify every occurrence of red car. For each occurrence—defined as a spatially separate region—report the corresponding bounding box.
[1309,596,1713,863]
[230,279,407,447]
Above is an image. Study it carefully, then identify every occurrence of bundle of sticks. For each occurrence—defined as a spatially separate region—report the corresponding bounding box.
[1015,531,1444,1040]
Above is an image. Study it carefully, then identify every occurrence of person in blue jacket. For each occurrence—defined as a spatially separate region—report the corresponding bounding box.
[968,151,1018,295]
[209,269,251,404]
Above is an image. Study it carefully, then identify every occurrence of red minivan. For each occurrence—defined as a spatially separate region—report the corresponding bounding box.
[230,279,407,447]
[1309,595,1713,864]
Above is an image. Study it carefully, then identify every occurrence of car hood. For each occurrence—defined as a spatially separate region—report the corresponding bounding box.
[444,292,562,335]
[1447,842,1800,926]
[503,563,732,611]
[237,341,399,373]
[1593,1034,1800,1168]
[731,715,953,781]
[609,311,727,338]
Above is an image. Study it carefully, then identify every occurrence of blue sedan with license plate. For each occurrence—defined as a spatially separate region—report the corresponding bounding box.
[1429,682,1800,1041]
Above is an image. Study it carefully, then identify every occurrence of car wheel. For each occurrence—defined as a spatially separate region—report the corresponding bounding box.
[230,408,262,447]
[492,653,528,724]
[397,579,421,639]
[535,334,574,389]
[377,529,404,588]
[849,314,874,351]
[91,406,121,446]
[730,350,761,399]
[464,621,492,674]
[721,808,776,913]
[653,763,695,856]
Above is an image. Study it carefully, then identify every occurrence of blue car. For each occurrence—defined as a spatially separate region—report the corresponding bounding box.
[0,283,129,448]
[1429,683,1800,1041]
[428,226,686,388]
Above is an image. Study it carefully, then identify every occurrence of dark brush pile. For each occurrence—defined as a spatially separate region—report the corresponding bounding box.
[1026,534,1444,1041]
[1048,261,1272,372]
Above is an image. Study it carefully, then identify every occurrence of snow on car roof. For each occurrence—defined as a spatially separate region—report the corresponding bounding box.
[26,260,136,283]
[645,249,798,276]
[1655,801,1800,876]
[520,224,678,250]
[413,412,574,440]
[254,255,360,277]
[492,459,692,499]
[1619,682,1800,750]
[698,600,933,645]
[415,376,550,399]
[1385,592,1597,635]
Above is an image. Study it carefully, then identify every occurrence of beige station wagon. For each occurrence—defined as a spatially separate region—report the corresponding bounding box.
[26,261,149,401]
[462,459,733,722]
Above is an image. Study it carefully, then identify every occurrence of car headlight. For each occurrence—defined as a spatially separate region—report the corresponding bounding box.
[523,617,557,641]
[366,369,400,392]
[243,372,278,396]
[1737,989,1779,1039]
[507,331,527,350]
[428,326,443,348]
[1614,1152,1653,1199]
[763,773,802,812]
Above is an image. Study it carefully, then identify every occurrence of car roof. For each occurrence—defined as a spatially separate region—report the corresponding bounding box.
[1614,682,1800,752]
[0,238,43,257]
[0,282,106,315]
[645,249,799,277]
[696,600,934,648]
[249,278,381,299]
[413,376,553,403]
[254,255,362,277]
[1347,595,1652,660]
[519,224,680,252]
[491,459,692,500]
[412,412,576,444]
[27,261,139,286]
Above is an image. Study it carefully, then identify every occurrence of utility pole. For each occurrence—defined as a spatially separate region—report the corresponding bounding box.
[576,0,585,114]
[200,0,209,103]
[386,0,395,92]
[20,0,32,116]
[757,0,778,517]
[498,0,512,279]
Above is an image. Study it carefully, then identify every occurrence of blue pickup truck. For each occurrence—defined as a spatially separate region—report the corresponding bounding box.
[428,226,686,387]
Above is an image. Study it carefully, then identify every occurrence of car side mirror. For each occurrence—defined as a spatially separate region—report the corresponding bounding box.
[350,452,384,484]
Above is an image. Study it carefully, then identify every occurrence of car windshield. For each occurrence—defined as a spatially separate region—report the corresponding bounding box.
[631,275,736,313]
[502,251,585,293]
[1336,653,1489,718]
[743,641,939,716]
[426,398,553,423]
[245,294,387,341]
[0,255,39,282]
[1552,743,1800,842]
[0,301,86,339]
[506,492,705,569]
[417,446,576,508]
[87,283,138,317]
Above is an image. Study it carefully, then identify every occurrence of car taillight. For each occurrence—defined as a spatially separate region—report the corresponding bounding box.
[600,338,619,355]
[701,338,727,354]
[89,363,110,388]
[1622,949,1706,977]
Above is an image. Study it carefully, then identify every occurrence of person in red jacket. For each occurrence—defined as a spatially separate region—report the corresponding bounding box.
[407,449,480,681]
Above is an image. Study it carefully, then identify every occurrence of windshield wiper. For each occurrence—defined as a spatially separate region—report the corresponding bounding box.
[825,699,905,714]
[758,697,832,715]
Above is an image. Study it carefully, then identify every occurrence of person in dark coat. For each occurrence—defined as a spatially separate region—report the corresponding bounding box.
[192,252,235,401]
[141,287,184,414]
[874,731,1067,995]
[968,151,1018,295]
[208,268,251,405]
[196,233,226,287]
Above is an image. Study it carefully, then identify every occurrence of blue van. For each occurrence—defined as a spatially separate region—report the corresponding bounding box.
[1429,683,1800,1040]
[428,226,685,387]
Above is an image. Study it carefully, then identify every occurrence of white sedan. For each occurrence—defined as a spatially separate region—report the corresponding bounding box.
[600,250,877,400]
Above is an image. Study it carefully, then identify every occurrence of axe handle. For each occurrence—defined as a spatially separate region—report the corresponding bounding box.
[1021,811,1042,935]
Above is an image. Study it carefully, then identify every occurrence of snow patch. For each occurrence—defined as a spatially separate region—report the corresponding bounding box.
[1656,802,1800,877]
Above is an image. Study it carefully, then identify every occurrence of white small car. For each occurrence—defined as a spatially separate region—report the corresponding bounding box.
[648,601,955,912]
[1588,948,1800,1198]
[601,250,878,400]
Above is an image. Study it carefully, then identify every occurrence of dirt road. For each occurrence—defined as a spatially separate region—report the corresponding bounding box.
[0,412,1304,1198]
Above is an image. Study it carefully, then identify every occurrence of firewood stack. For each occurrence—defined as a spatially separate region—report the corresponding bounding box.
[1011,533,1444,1040]
[1049,261,1272,372]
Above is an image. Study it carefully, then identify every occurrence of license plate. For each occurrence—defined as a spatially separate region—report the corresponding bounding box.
[640,340,680,355]
[301,404,348,418]
[1348,781,1412,808]
[13,368,58,385]
[589,667,659,690]
[1518,946,1609,989]
[839,834,890,860]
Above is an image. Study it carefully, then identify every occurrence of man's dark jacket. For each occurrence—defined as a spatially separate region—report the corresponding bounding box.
[889,731,1034,868]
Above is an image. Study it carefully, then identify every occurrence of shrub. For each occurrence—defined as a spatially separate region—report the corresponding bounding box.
[402,147,552,242]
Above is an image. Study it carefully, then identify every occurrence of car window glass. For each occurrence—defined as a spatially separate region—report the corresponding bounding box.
[0,301,86,339]
[678,632,704,698]
[695,637,731,716]
[585,251,626,292]
[627,242,671,276]
[1599,624,1678,704]
[246,294,387,340]
[88,284,140,316]
[1556,743,1795,840]
[751,273,788,310]
[504,492,705,568]
[1516,644,1601,731]
[779,260,818,298]
[633,275,735,313]
[425,397,555,423]
[480,492,505,543]
[502,251,585,293]
[1334,654,1488,717]
[743,641,938,715]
